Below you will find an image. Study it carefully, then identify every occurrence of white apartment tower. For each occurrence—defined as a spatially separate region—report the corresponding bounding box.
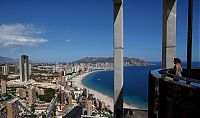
[29,64,32,75]
[1,64,9,75]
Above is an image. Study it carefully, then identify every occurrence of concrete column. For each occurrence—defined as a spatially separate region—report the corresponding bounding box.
[113,0,123,117]
[162,0,177,69]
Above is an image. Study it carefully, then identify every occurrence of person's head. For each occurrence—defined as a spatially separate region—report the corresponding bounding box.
[174,58,181,64]
[177,58,181,64]
[174,58,178,64]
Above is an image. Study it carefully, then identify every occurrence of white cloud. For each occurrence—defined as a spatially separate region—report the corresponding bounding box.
[0,24,48,47]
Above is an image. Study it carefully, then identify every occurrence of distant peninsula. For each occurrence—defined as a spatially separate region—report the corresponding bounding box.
[70,57,153,66]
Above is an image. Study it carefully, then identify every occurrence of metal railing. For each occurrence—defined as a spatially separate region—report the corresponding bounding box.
[158,68,200,85]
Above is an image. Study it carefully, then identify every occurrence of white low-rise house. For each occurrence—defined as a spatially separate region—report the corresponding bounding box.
[65,90,71,97]
[72,90,83,99]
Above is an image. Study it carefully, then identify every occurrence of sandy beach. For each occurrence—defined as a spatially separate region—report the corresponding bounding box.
[73,71,138,112]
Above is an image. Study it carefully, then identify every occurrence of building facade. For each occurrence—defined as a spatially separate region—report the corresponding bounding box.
[1,64,9,75]
[28,87,36,107]
[86,100,92,116]
[20,55,29,82]
[0,105,7,118]
[7,99,19,118]
[1,80,7,96]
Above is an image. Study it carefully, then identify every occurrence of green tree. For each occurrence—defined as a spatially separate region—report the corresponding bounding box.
[37,88,56,102]
[42,112,46,118]
[30,104,36,113]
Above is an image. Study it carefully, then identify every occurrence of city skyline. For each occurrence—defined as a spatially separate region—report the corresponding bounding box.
[0,0,199,62]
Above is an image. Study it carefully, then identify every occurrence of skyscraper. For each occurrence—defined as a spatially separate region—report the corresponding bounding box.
[83,88,89,98]
[0,105,7,118]
[66,95,72,105]
[1,80,7,96]
[53,65,56,73]
[86,100,92,116]
[28,87,36,107]
[20,55,29,82]
[60,86,65,110]
[29,64,32,75]
[18,88,26,99]
[15,64,18,74]
[1,64,9,75]
[7,98,19,118]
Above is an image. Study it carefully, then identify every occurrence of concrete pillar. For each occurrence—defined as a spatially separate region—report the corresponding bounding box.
[113,0,123,117]
[162,0,177,69]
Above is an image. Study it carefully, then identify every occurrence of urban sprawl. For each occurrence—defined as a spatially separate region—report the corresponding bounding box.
[0,55,113,118]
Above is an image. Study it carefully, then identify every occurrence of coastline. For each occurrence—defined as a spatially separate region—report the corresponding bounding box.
[73,70,138,112]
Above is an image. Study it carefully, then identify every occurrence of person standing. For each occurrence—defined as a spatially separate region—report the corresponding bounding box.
[173,58,183,80]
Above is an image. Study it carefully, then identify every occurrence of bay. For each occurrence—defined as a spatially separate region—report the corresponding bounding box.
[82,61,199,109]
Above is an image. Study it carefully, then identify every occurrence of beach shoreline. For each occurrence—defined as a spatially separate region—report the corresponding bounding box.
[73,70,138,112]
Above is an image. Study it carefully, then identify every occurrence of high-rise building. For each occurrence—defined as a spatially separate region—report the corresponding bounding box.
[53,65,56,73]
[0,105,7,118]
[94,98,99,109]
[99,101,105,111]
[78,96,83,105]
[29,64,32,75]
[18,88,26,99]
[7,98,19,118]
[86,100,92,116]
[28,87,36,107]
[15,64,18,74]
[20,55,29,82]
[16,88,20,96]
[83,88,89,98]
[1,64,9,75]
[66,95,72,105]
[1,80,7,96]
[60,86,65,110]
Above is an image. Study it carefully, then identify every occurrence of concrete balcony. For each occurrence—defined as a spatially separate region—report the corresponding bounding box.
[148,68,200,118]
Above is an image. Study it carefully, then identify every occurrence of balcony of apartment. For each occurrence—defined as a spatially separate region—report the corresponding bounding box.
[148,68,200,118]
[147,0,200,117]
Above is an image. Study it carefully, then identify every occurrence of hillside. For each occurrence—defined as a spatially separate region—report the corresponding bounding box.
[70,57,153,66]
[0,56,18,64]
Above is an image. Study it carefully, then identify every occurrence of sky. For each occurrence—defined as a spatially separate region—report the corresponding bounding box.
[0,0,199,62]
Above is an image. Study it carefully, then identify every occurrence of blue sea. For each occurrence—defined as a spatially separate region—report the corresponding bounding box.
[82,61,200,110]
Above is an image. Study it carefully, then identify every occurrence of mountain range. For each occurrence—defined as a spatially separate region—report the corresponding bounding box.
[0,56,153,66]
[70,57,153,66]
[0,56,18,64]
